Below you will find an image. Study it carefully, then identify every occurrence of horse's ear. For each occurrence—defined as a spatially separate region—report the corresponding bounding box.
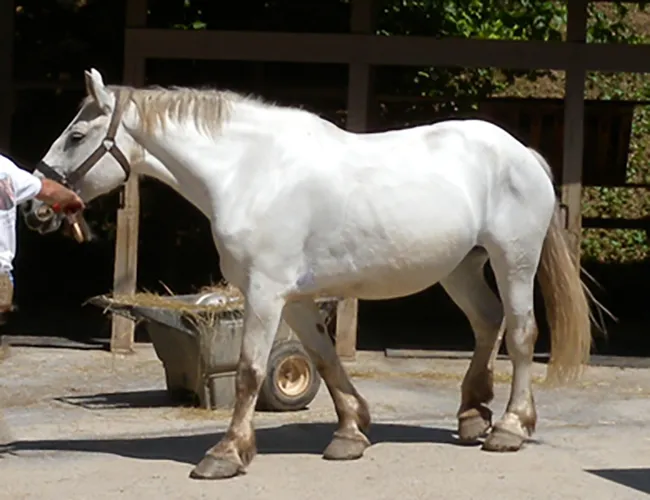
[84,68,113,114]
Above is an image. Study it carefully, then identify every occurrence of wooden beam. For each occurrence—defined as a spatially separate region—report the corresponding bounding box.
[110,0,146,354]
[346,0,377,132]
[562,0,588,264]
[335,0,377,361]
[125,28,650,74]
[0,0,14,152]
[346,64,373,132]
[126,0,148,26]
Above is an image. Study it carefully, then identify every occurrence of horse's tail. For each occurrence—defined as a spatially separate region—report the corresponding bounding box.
[527,147,608,384]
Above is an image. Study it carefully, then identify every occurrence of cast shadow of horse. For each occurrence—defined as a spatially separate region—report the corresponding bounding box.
[13,388,543,464]
[9,422,458,465]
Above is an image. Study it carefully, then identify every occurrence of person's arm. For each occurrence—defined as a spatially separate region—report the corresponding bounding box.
[0,154,42,205]
[0,154,84,212]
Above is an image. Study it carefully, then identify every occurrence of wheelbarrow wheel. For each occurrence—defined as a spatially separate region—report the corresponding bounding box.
[257,339,321,412]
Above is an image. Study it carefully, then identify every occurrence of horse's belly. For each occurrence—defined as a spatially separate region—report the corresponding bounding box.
[310,228,475,300]
[347,267,456,300]
[343,249,470,299]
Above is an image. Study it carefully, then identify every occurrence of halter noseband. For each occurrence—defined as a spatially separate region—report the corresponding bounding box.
[35,90,133,191]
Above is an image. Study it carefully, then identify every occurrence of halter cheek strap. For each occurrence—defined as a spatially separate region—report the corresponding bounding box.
[35,90,133,190]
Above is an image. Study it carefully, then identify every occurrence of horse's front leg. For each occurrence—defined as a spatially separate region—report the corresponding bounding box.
[190,279,284,480]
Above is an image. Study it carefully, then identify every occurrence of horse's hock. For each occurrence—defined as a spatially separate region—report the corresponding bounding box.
[90,291,333,411]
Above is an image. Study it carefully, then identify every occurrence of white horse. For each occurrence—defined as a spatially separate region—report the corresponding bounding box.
[22,68,594,480]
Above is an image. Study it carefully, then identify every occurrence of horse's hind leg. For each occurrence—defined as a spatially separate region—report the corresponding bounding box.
[481,232,544,452]
[441,248,504,442]
[283,299,371,460]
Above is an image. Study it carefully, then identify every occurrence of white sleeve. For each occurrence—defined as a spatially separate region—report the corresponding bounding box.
[0,154,43,205]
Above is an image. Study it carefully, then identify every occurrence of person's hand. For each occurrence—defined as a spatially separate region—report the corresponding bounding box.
[52,197,84,214]
[37,179,85,213]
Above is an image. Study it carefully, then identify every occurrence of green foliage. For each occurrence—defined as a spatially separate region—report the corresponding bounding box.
[169,0,207,30]
[378,0,565,40]
[581,228,648,263]
[587,1,649,43]
[581,75,650,264]
[580,2,650,264]
[373,0,567,111]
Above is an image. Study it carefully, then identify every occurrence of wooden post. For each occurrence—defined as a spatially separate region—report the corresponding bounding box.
[110,0,146,353]
[562,0,588,264]
[346,0,377,132]
[0,0,14,152]
[336,0,377,361]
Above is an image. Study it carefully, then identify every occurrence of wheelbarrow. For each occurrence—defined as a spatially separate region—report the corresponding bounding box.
[89,291,337,412]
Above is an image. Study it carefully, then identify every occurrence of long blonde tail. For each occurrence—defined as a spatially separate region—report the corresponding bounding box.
[526,147,593,384]
[537,207,592,384]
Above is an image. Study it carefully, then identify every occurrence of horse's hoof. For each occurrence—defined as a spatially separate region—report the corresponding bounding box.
[481,427,525,452]
[323,434,370,461]
[190,454,245,480]
[458,413,491,443]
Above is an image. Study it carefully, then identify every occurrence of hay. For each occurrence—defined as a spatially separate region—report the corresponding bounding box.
[98,280,337,327]
[99,282,245,317]
[88,283,243,337]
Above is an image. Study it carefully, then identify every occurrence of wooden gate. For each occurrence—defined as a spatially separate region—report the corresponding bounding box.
[479,98,635,187]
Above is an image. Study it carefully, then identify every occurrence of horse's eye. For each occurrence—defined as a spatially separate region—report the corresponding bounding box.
[70,131,85,142]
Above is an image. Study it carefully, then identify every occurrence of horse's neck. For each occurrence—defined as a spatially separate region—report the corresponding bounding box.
[131,150,214,217]
[126,100,286,222]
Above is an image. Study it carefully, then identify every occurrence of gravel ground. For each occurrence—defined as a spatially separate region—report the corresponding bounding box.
[1,345,650,499]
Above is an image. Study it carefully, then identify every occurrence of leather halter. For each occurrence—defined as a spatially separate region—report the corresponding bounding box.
[35,90,133,190]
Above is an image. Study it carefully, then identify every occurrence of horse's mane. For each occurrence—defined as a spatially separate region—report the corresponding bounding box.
[81,84,274,138]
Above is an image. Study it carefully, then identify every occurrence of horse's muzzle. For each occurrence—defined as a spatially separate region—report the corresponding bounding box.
[21,200,63,234]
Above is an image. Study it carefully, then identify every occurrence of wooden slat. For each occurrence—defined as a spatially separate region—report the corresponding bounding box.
[335,0,377,361]
[0,0,14,152]
[125,28,650,74]
[110,177,141,353]
[335,298,359,362]
[583,217,650,230]
[110,0,146,354]
[562,0,588,263]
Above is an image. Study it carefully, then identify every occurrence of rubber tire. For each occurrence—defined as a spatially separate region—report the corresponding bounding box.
[256,339,321,412]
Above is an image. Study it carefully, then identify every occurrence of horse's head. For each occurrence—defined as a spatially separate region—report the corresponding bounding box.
[22,68,136,235]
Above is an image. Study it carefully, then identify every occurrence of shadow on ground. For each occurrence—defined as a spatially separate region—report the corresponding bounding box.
[7,422,457,465]
[586,468,650,495]
[56,389,315,413]
[57,390,176,410]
